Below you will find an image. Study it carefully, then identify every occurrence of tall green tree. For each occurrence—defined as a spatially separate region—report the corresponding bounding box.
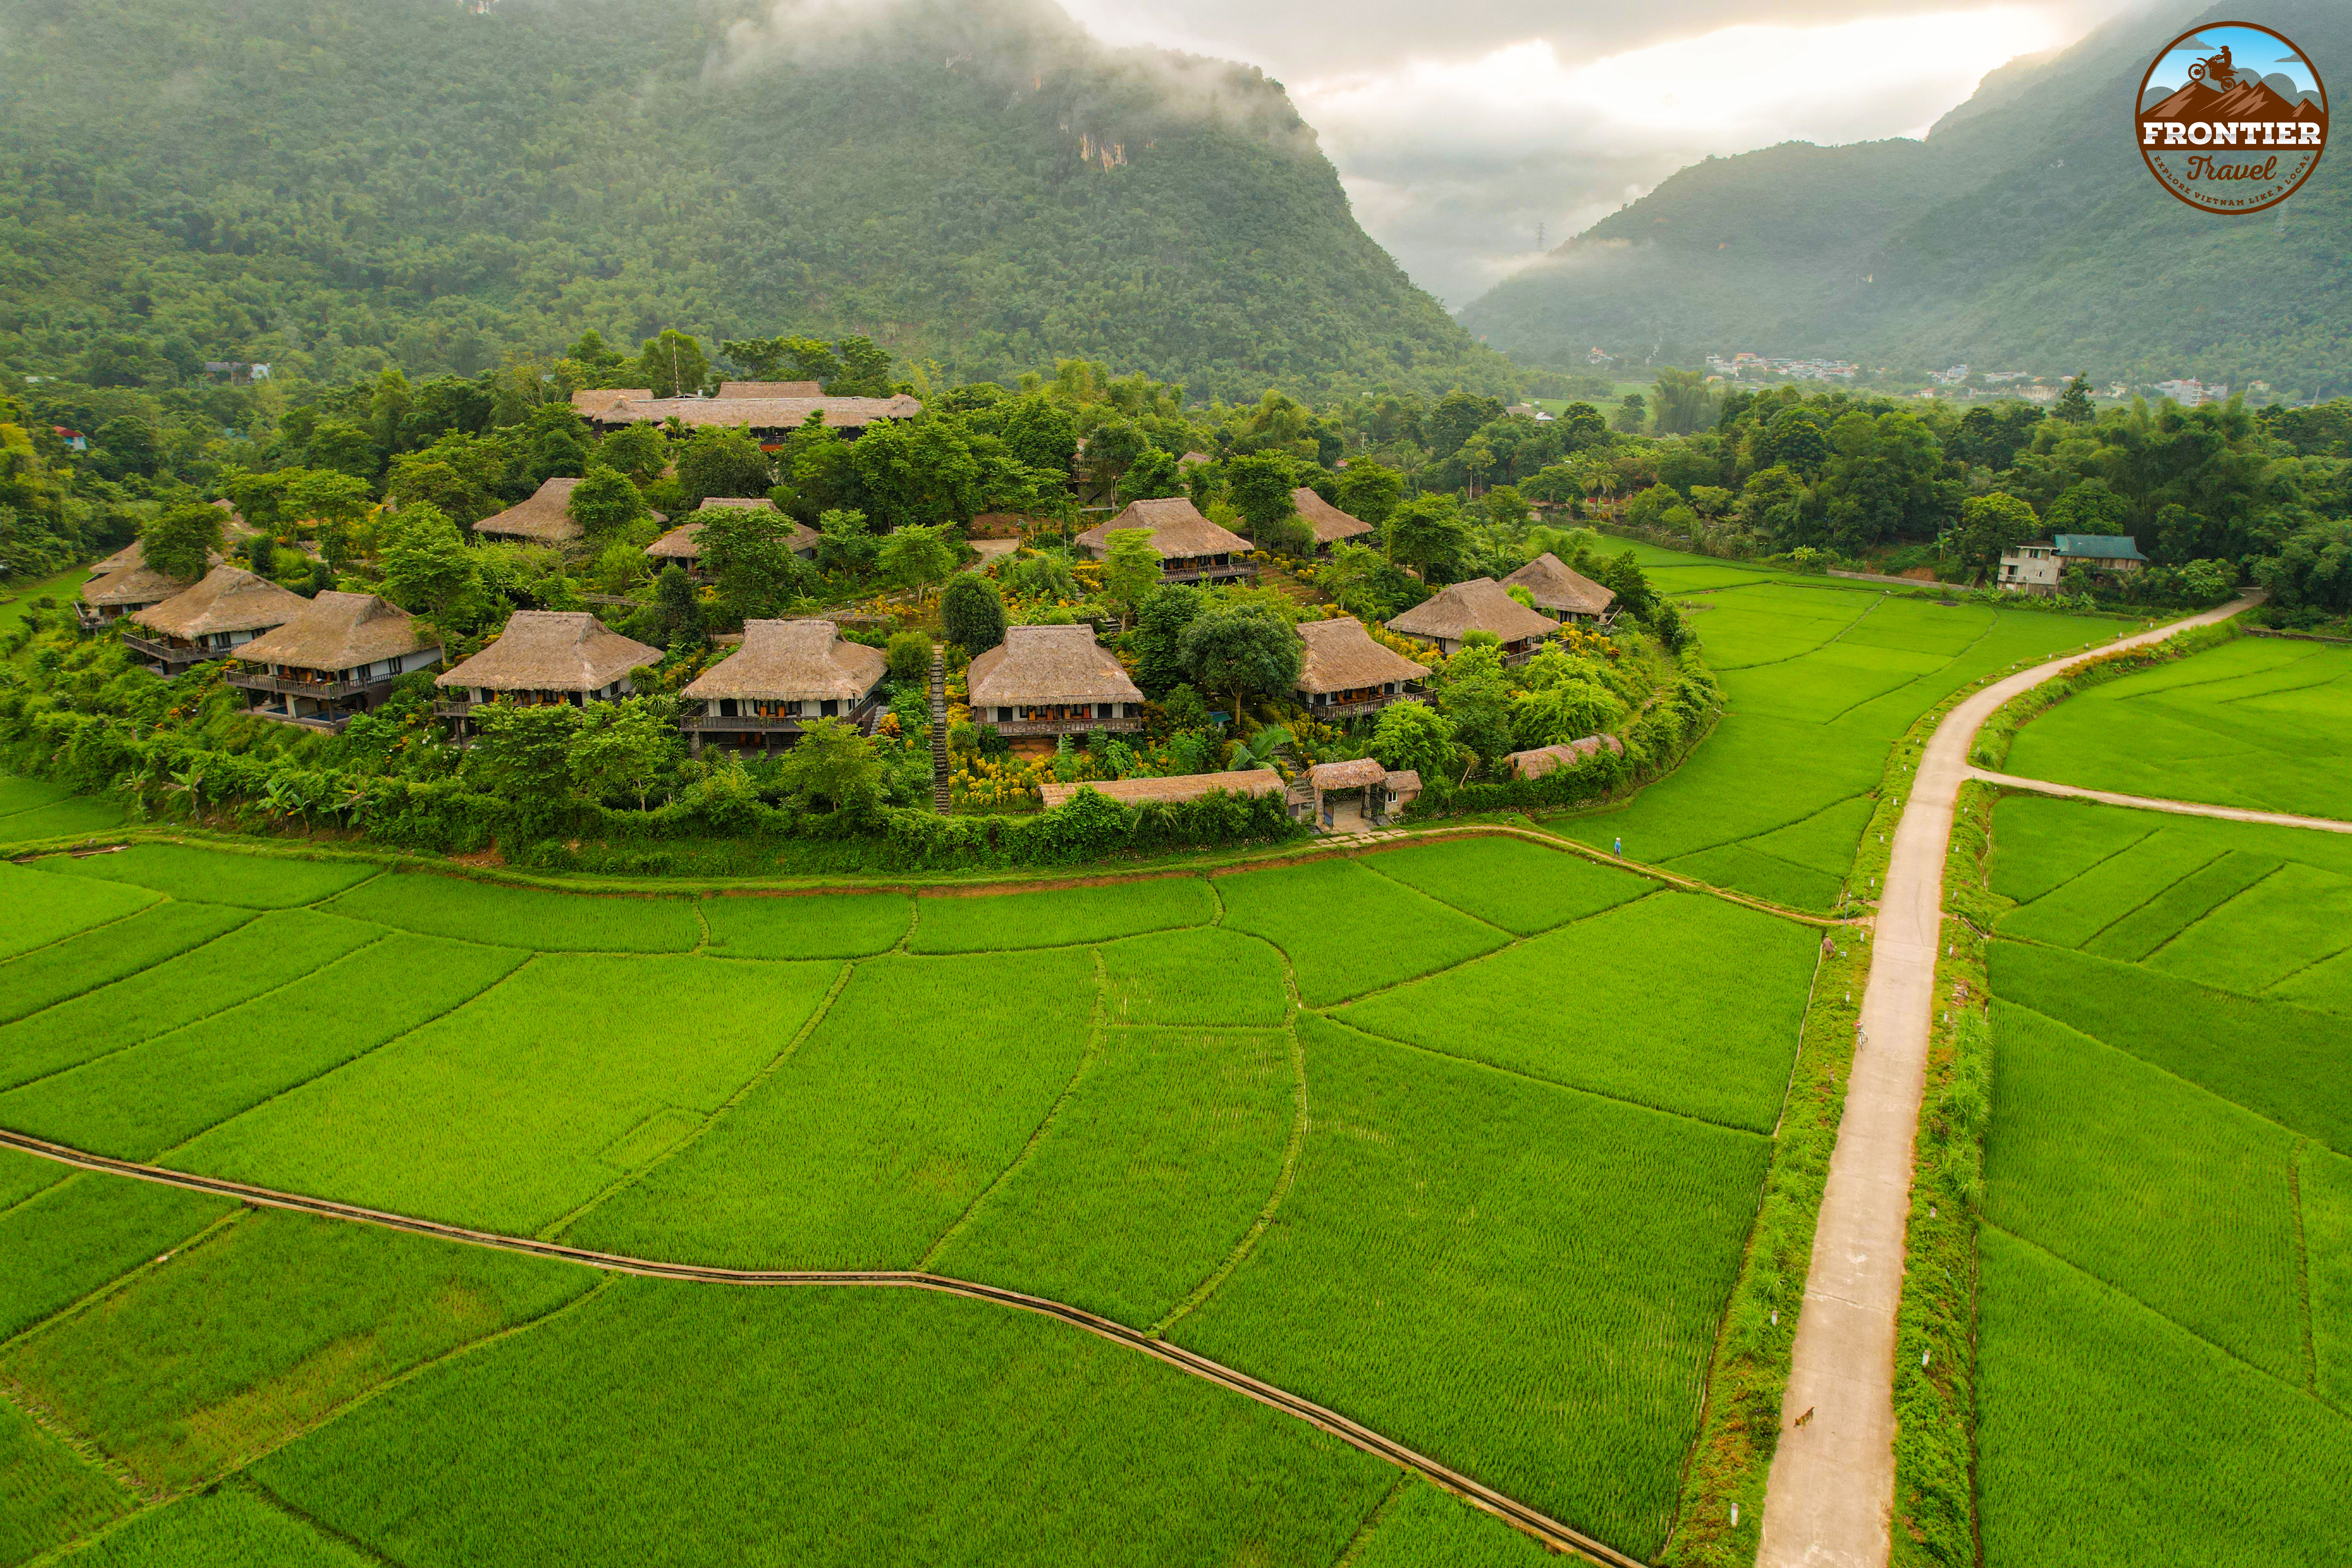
[567,698,679,810]
[139,501,222,583]
[1385,495,1469,582]
[1100,528,1161,629]
[1179,600,1302,718]
[675,428,773,509]
[567,465,651,543]
[940,573,1007,653]
[877,524,958,603]
[637,331,710,398]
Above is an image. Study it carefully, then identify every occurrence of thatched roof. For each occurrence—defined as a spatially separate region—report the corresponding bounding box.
[1308,757,1389,790]
[435,611,661,693]
[83,563,197,609]
[1038,769,1282,809]
[1387,577,1559,645]
[211,499,260,543]
[131,566,309,640]
[1502,554,1614,616]
[474,478,584,545]
[236,592,437,672]
[586,394,921,431]
[89,540,148,576]
[716,380,822,398]
[682,620,885,702]
[1177,451,1213,467]
[1507,734,1625,780]
[1072,497,1251,560]
[571,389,651,416]
[1291,488,1374,546]
[646,500,820,562]
[1385,770,1422,797]
[966,624,1143,707]
[1295,617,1428,694]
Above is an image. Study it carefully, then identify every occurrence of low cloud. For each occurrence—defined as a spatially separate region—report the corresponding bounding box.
[1289,6,2082,307]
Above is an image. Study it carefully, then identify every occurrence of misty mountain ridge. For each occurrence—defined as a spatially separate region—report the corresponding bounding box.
[1459,0,2348,398]
[0,0,1512,399]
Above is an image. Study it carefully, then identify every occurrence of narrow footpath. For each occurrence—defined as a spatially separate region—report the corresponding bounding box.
[1757,594,2260,1568]
[0,1126,1641,1568]
[1964,768,2352,836]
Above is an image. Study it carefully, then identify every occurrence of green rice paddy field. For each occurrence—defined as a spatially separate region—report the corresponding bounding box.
[1977,791,2352,1565]
[2003,632,2352,821]
[0,830,1825,1566]
[1558,570,2128,911]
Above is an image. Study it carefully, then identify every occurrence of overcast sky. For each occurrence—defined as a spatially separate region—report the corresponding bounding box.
[1060,0,2148,307]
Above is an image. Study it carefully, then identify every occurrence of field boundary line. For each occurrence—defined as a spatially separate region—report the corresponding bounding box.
[0,906,263,1030]
[0,1203,242,1360]
[1981,1219,2324,1405]
[1814,600,2001,730]
[2073,849,2230,955]
[915,950,1109,1271]
[2003,820,2164,916]
[145,945,536,1169]
[0,1127,1642,1568]
[0,893,172,971]
[2132,860,2287,968]
[539,960,856,1243]
[0,932,398,1101]
[1317,888,1667,1012]
[1967,770,2352,835]
[1330,1471,1413,1568]
[1148,959,1312,1341]
[229,1473,412,1568]
[1300,1007,1771,1142]
[1348,854,1521,941]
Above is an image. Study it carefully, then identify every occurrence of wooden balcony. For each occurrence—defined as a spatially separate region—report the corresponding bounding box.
[229,669,388,700]
[1161,561,1258,585]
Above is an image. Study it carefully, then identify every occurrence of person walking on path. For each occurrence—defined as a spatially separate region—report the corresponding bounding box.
[1614,835,1623,859]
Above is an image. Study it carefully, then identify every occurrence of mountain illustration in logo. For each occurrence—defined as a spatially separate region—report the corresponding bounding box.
[2141,76,2328,128]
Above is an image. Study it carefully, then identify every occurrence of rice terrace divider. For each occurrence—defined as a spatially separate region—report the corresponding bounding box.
[0,1125,1643,1568]
[1755,593,2261,1568]
[1963,770,2352,837]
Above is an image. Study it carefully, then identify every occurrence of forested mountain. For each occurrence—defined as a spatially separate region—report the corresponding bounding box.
[0,0,1511,401]
[1459,0,2349,398]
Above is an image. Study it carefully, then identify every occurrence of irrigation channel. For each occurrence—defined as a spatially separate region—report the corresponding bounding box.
[1755,594,2262,1568]
[0,1125,1644,1568]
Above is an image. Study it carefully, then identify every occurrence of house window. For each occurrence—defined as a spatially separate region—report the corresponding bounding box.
[997,706,1013,722]
[821,700,839,718]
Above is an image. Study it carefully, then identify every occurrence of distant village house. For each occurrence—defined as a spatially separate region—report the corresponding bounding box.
[1500,554,1614,623]
[1290,488,1374,555]
[1998,534,2147,595]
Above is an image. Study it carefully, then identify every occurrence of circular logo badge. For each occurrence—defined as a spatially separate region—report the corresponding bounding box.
[2136,21,2328,213]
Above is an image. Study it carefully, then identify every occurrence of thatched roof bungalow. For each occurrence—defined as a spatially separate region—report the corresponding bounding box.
[228,592,442,732]
[1072,497,1256,584]
[1294,617,1427,718]
[1386,577,1558,662]
[474,478,587,546]
[966,624,1145,737]
[645,498,820,576]
[1501,554,1614,621]
[678,620,887,754]
[1037,769,1283,810]
[570,389,652,417]
[1291,488,1375,553]
[122,566,310,675]
[434,611,661,732]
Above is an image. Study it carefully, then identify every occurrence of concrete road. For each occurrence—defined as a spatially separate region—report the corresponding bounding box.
[1966,769,2352,836]
[1756,596,2259,1568]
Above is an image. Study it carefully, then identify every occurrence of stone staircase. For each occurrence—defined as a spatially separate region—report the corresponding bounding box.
[929,644,952,815]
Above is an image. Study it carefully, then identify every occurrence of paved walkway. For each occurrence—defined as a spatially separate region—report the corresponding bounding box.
[1757,595,2260,1568]
[1965,769,2352,836]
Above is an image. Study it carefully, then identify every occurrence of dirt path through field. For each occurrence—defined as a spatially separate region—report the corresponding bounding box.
[1963,769,2352,834]
[1756,595,2260,1568]
[0,1125,1641,1568]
